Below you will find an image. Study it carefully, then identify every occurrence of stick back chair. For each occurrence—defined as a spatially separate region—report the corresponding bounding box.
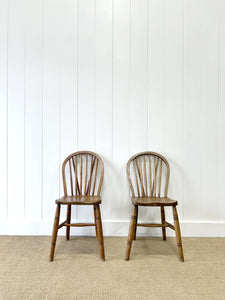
[125,151,184,262]
[49,151,105,261]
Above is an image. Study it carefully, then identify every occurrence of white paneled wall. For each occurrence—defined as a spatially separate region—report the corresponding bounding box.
[0,0,225,236]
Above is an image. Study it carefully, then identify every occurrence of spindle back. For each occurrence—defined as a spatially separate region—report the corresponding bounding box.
[127,152,170,198]
[62,151,104,196]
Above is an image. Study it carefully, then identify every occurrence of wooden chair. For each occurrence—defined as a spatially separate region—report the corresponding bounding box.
[125,151,184,262]
[49,151,105,261]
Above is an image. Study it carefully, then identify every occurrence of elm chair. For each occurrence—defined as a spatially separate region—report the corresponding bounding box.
[125,151,184,262]
[49,151,105,261]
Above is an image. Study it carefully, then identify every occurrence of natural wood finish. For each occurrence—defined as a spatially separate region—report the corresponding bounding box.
[125,151,184,262]
[49,151,105,262]
[65,223,95,227]
[49,204,60,262]
[132,196,177,206]
[133,206,138,241]
[95,204,105,261]
[66,204,71,240]
[93,205,98,240]
[173,206,184,262]
[161,206,166,240]
[55,195,101,205]
[125,205,138,261]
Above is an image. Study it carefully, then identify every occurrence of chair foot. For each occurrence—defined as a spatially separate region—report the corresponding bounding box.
[95,205,105,261]
[125,205,138,261]
[173,206,184,262]
[49,204,61,262]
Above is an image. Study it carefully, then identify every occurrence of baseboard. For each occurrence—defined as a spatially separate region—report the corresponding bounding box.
[0,220,225,237]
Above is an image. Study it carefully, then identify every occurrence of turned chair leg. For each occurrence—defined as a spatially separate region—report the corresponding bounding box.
[125,205,138,261]
[161,206,166,241]
[173,206,184,262]
[49,204,61,262]
[95,204,105,261]
[66,204,71,240]
[93,205,99,241]
[133,206,138,240]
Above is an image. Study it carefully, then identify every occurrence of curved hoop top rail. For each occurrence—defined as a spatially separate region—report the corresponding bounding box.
[126,151,170,198]
[62,151,104,197]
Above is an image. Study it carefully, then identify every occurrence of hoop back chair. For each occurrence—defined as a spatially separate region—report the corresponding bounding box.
[49,151,105,261]
[125,151,184,262]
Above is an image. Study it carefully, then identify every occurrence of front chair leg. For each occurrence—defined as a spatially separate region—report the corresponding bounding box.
[95,204,105,261]
[161,206,166,240]
[66,204,71,240]
[49,204,61,262]
[93,205,99,241]
[173,206,184,262]
[125,205,138,261]
[133,206,138,240]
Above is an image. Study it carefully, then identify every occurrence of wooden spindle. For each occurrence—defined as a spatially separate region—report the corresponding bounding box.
[84,154,88,195]
[149,156,152,196]
[137,157,145,197]
[69,159,74,196]
[133,160,140,197]
[153,157,159,197]
[80,154,82,195]
[143,156,147,196]
[158,159,162,197]
[92,160,98,195]
[86,157,96,195]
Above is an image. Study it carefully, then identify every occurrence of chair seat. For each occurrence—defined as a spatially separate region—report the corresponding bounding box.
[55,195,101,205]
[132,196,177,207]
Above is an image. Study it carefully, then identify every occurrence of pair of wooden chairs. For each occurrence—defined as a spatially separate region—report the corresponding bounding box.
[49,151,184,262]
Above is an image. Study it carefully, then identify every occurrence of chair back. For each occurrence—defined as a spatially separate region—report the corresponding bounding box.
[126,152,170,198]
[62,151,104,196]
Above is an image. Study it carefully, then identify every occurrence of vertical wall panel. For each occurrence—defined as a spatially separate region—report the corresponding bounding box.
[148,0,166,153]
[25,0,43,220]
[59,0,78,221]
[183,0,202,220]
[95,0,113,221]
[77,0,96,222]
[42,0,61,220]
[7,0,26,220]
[201,0,219,220]
[164,0,183,221]
[130,0,149,223]
[218,0,225,220]
[0,0,8,219]
[113,0,130,223]
[147,0,166,225]
[130,0,148,154]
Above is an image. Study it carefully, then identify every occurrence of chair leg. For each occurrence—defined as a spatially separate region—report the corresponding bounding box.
[49,204,61,262]
[173,206,184,262]
[125,205,138,261]
[93,205,99,241]
[66,204,71,240]
[95,204,105,261]
[161,206,166,241]
[133,206,138,240]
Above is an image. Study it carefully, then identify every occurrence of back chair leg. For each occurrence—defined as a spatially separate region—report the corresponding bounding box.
[173,206,184,262]
[95,205,105,261]
[125,205,138,261]
[93,205,99,241]
[161,206,166,241]
[66,204,71,240]
[49,204,61,262]
[133,206,138,240]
